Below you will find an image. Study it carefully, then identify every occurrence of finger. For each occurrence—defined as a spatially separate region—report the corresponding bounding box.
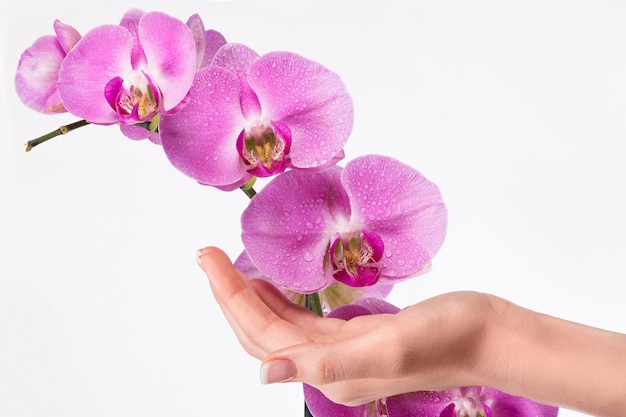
[214,294,268,359]
[198,246,312,353]
[250,279,343,335]
[260,316,402,389]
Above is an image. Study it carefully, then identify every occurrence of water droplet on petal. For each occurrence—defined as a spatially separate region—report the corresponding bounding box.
[303,251,314,262]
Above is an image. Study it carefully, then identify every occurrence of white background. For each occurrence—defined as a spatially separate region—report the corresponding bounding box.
[1,1,625,416]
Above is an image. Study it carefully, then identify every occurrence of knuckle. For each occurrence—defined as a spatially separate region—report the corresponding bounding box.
[310,356,340,385]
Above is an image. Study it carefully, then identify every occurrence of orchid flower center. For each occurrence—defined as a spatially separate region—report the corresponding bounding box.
[105,71,161,124]
[237,120,292,178]
[365,398,388,417]
[330,229,384,287]
[449,389,492,417]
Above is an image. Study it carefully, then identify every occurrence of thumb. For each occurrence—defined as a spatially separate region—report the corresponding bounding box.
[259,337,388,387]
[259,337,397,407]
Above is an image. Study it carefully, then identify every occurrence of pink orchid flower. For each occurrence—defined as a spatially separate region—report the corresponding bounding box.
[240,154,447,294]
[57,10,197,126]
[158,43,353,190]
[234,250,393,315]
[304,299,560,417]
[119,12,226,144]
[15,20,81,114]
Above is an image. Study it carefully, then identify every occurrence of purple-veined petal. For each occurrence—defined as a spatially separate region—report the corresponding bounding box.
[241,166,350,293]
[248,51,353,169]
[15,35,66,114]
[58,24,134,124]
[159,66,247,187]
[212,43,260,79]
[294,149,346,173]
[186,13,206,70]
[53,20,80,54]
[104,76,124,112]
[341,155,447,281]
[386,391,456,417]
[119,123,160,144]
[203,29,227,67]
[212,43,262,119]
[211,176,253,191]
[486,388,559,417]
[350,297,400,314]
[139,11,197,111]
[119,8,147,68]
[304,384,367,417]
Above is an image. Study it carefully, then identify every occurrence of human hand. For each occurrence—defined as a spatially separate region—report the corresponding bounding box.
[197,246,499,406]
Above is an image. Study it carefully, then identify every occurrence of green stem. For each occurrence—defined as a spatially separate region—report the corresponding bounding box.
[240,186,257,199]
[305,292,324,317]
[239,176,258,199]
[24,119,90,152]
[304,292,323,417]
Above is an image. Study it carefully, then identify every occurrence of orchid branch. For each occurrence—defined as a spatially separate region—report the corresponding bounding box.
[25,119,89,152]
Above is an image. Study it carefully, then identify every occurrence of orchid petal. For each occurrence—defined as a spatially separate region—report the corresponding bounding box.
[304,384,367,417]
[159,66,247,187]
[119,8,147,68]
[212,43,262,119]
[203,29,227,67]
[53,20,80,54]
[295,148,346,173]
[212,43,259,78]
[139,11,197,111]
[342,155,447,280]
[248,51,353,169]
[241,166,350,293]
[119,124,161,143]
[350,297,400,314]
[15,35,66,114]
[57,25,133,124]
[487,388,559,417]
[386,391,456,417]
[186,13,206,70]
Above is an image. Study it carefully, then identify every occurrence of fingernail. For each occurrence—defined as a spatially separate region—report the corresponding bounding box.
[260,359,297,384]
[196,250,203,268]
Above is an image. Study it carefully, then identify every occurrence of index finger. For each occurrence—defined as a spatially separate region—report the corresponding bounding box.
[198,246,313,355]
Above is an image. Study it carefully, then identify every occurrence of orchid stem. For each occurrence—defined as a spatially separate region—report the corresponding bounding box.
[25,119,90,152]
[240,186,256,199]
[239,177,258,199]
[304,292,323,417]
[305,292,323,317]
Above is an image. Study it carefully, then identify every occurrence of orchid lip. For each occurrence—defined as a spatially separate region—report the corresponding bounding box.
[104,70,161,124]
[330,229,384,287]
[236,120,292,177]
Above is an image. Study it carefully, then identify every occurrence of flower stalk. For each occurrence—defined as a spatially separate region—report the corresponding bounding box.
[304,291,323,417]
[25,119,89,152]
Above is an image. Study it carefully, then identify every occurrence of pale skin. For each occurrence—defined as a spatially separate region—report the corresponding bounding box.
[197,246,626,417]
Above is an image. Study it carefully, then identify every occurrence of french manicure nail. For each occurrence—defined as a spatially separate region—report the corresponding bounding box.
[260,359,297,384]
